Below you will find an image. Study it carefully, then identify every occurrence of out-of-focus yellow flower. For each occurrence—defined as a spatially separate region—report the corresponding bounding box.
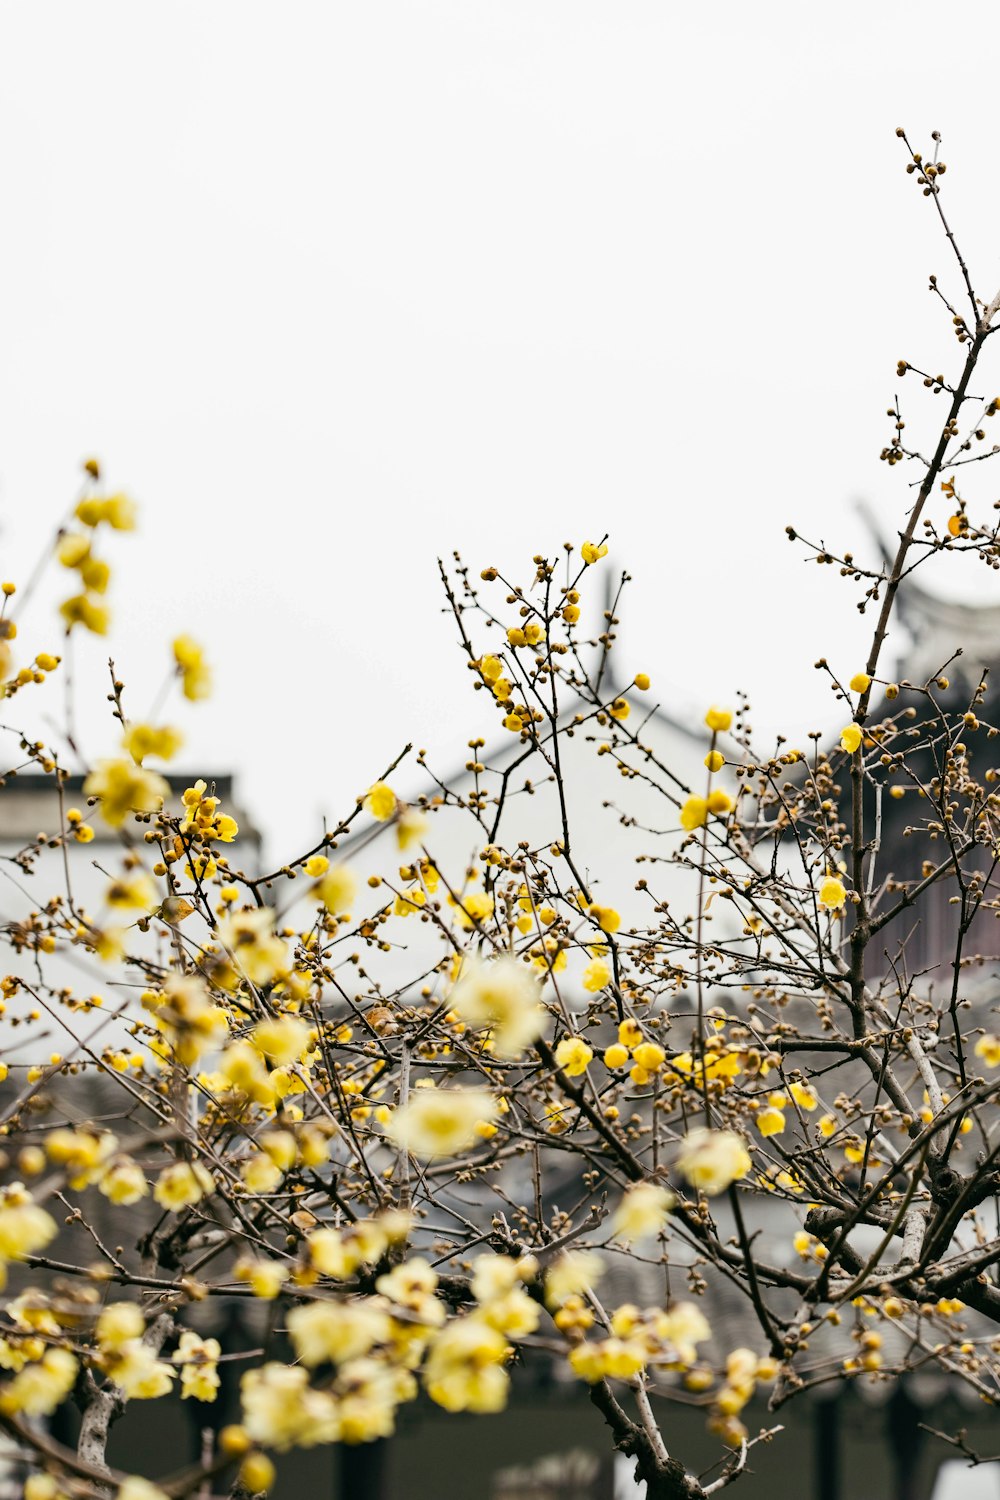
[706,789,733,816]
[101,1340,174,1399]
[611,1182,675,1243]
[582,958,610,992]
[790,1082,819,1111]
[99,1158,148,1205]
[449,955,546,1058]
[0,1186,58,1262]
[705,750,724,772]
[153,1161,214,1211]
[59,594,110,634]
[287,1301,392,1367]
[569,1337,646,1383]
[396,808,428,850]
[387,1088,497,1158]
[676,1128,751,1196]
[234,1258,289,1299]
[589,903,620,934]
[705,706,733,733]
[974,1034,1000,1068]
[82,759,169,828]
[122,723,183,765]
[544,1251,603,1308]
[850,672,871,693]
[0,1348,77,1415]
[680,796,709,831]
[216,908,288,986]
[364,782,397,821]
[104,871,157,912]
[241,1364,339,1450]
[603,1043,629,1070]
[756,1106,786,1138]
[173,636,212,701]
[818,876,847,911]
[251,1016,309,1066]
[424,1316,511,1414]
[96,1302,145,1351]
[313,865,357,916]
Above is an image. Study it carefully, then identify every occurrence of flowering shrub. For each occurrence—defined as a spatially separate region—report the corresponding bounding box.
[2,131,1000,1500]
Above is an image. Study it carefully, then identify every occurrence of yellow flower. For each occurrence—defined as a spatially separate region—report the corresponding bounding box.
[242,1154,283,1194]
[117,1480,170,1500]
[0,1348,77,1416]
[57,532,90,567]
[0,1187,58,1261]
[611,1182,675,1243]
[975,1034,1000,1068]
[424,1316,511,1414]
[676,1128,751,1196]
[59,593,110,634]
[364,782,397,821]
[789,1082,818,1111]
[582,958,611,992]
[580,541,608,565]
[634,673,650,690]
[603,1043,629,1070]
[544,1251,603,1308]
[396,808,428,850]
[387,1088,498,1158]
[448,955,546,1058]
[217,908,288,985]
[706,789,733,815]
[589,903,620,934]
[287,1301,392,1367]
[818,875,847,910]
[104,872,157,912]
[82,759,169,829]
[756,1106,786,1137]
[840,724,862,754]
[235,1258,290,1300]
[680,796,708,831]
[569,1337,646,1383]
[849,672,871,693]
[174,1331,221,1402]
[45,1127,117,1187]
[241,1364,339,1450]
[122,723,183,764]
[102,1340,175,1400]
[555,1036,593,1077]
[173,635,212,700]
[704,750,724,772]
[94,1127,139,1172]
[153,1161,214,1210]
[251,1016,309,1066]
[705,706,733,733]
[632,1041,665,1073]
[96,1302,145,1350]
[609,697,630,721]
[313,865,357,916]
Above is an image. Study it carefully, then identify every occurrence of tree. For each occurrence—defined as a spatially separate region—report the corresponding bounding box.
[1,128,1000,1500]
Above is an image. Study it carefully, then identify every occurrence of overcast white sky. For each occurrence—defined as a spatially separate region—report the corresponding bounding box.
[2,2,1000,854]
